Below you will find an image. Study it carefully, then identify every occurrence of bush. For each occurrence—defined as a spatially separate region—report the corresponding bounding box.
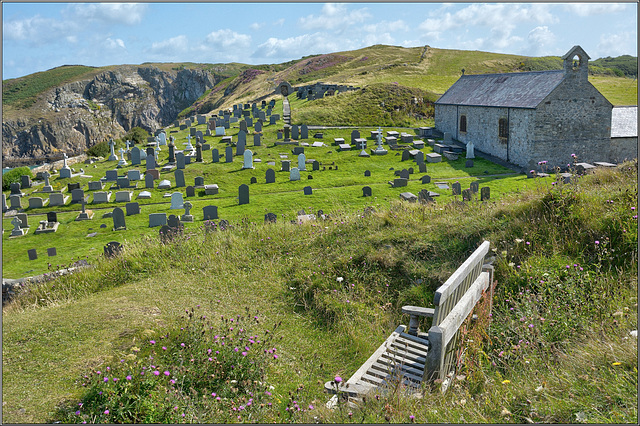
[2,167,33,191]
[85,140,110,158]
[124,127,149,145]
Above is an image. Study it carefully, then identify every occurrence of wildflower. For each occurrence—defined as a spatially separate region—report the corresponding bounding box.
[75,410,81,415]
[104,410,109,415]
[181,343,186,347]
[273,354,278,359]
[150,340,155,345]
[612,362,622,366]
[153,371,160,376]
[502,380,511,384]
[162,346,167,350]
[113,378,118,382]
[164,371,170,376]
[410,415,416,422]
[334,375,342,383]
[242,351,248,356]
[595,240,600,245]
[104,377,109,382]
[336,277,344,282]
[212,393,217,397]
[309,405,314,410]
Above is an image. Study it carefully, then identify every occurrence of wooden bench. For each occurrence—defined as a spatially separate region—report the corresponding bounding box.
[325,241,494,407]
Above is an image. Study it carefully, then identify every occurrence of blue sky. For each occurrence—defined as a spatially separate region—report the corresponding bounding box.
[2,2,637,80]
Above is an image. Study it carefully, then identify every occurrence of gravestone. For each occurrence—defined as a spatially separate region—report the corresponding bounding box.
[104,241,123,257]
[364,170,371,177]
[225,146,233,163]
[28,197,46,209]
[238,184,249,205]
[350,130,360,144]
[186,186,195,197]
[399,169,410,180]
[443,132,452,144]
[194,176,205,187]
[362,186,372,197]
[392,178,408,187]
[237,133,246,156]
[47,247,57,257]
[300,125,308,139]
[2,194,7,213]
[462,189,472,201]
[176,152,185,169]
[46,211,57,224]
[421,175,431,184]
[243,150,254,169]
[303,186,312,195]
[195,142,203,162]
[298,153,306,171]
[112,207,126,230]
[10,182,22,195]
[419,163,427,173]
[212,149,220,163]
[408,167,414,175]
[265,212,277,223]
[21,175,32,189]
[167,214,182,230]
[105,170,118,181]
[125,202,140,216]
[71,188,86,204]
[127,170,142,181]
[292,125,299,139]
[148,213,167,227]
[68,182,81,192]
[250,176,257,184]
[289,167,300,181]
[203,205,218,220]
[181,201,194,222]
[204,184,219,195]
[418,189,434,204]
[170,192,184,209]
[28,248,37,260]
[293,146,304,155]
[281,160,290,172]
[470,181,479,194]
[115,191,132,202]
[146,153,156,170]
[168,140,176,163]
[175,169,185,187]
[265,169,276,184]
[481,187,490,201]
[42,172,53,192]
[277,130,283,139]
[465,160,474,168]
[47,193,66,207]
[401,150,411,161]
[255,121,262,133]
[312,160,319,171]
[145,173,154,189]
[253,133,261,147]
[415,151,425,164]
[116,176,130,189]
[452,182,461,195]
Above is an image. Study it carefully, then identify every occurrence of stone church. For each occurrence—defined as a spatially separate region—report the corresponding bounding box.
[434,46,637,170]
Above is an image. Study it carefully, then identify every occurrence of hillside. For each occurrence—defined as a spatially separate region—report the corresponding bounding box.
[2,161,637,424]
[2,45,637,165]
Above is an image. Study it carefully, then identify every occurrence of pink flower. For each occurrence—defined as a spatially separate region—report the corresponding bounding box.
[126,375,132,381]
[153,371,160,376]
[164,371,170,376]
[595,240,600,245]
[104,410,109,415]
[150,340,155,344]
[334,376,342,383]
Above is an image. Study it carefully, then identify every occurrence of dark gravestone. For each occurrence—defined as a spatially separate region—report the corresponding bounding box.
[250,177,257,184]
[131,147,141,165]
[10,182,21,195]
[104,241,123,257]
[176,152,185,169]
[212,148,220,163]
[68,182,81,192]
[146,169,160,180]
[47,247,57,257]
[452,182,461,196]
[168,143,175,163]
[415,151,425,164]
[303,186,312,195]
[194,176,204,187]
[462,189,472,201]
[470,181,479,194]
[481,187,490,201]
[28,248,37,260]
[71,188,85,204]
[419,163,427,173]
[408,167,414,174]
[203,205,218,220]
[236,132,246,155]
[265,212,277,223]
[364,170,371,177]
[465,160,474,168]
[117,176,130,189]
[225,146,233,163]
[145,173,154,189]
[399,169,410,180]
[112,207,126,230]
[350,130,360,144]
[307,175,313,180]
[186,186,195,197]
[238,184,249,205]
[362,186,372,197]
[175,169,185,188]
[401,150,411,161]
[47,211,58,223]
[125,202,140,216]
[418,189,434,204]
[100,224,107,229]
[167,214,182,229]
[146,151,156,170]
[265,169,276,184]
[253,133,261,147]
[421,175,431,184]
[312,160,319,171]
[105,170,118,181]
[21,175,32,189]
[292,125,299,139]
[300,125,308,139]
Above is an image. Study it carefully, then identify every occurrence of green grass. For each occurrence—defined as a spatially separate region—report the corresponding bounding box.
[2,161,637,423]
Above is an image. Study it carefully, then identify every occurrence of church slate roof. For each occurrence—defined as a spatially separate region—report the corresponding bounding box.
[435,70,565,109]
[611,106,637,138]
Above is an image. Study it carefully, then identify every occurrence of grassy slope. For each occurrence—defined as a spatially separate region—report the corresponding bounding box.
[2,162,637,423]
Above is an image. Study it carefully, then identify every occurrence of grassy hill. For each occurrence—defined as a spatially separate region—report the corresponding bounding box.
[2,160,637,424]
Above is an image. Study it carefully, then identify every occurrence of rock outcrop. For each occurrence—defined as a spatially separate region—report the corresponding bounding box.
[2,66,217,165]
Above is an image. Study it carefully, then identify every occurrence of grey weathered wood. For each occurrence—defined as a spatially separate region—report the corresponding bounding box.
[402,306,435,335]
[433,241,490,306]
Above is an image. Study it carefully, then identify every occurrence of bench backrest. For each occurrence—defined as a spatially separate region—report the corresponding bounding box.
[425,241,491,385]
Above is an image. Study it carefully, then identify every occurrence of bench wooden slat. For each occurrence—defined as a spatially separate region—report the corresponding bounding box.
[433,241,490,307]
[394,335,430,352]
[384,347,427,365]
[376,355,425,379]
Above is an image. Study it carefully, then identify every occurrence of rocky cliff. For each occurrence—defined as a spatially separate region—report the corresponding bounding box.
[2,66,217,165]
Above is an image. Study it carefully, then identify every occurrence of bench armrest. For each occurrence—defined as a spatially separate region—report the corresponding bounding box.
[402,305,435,336]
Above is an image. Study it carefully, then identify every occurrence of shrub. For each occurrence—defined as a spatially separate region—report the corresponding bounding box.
[123,127,149,145]
[2,166,33,191]
[85,140,110,157]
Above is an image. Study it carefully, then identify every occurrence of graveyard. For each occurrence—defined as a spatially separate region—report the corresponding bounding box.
[1,97,541,279]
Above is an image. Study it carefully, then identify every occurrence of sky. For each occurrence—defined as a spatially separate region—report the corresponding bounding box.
[2,2,637,80]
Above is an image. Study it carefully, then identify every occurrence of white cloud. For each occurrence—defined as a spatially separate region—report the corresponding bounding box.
[149,35,189,56]
[2,15,75,43]
[253,32,343,60]
[205,29,251,51]
[564,3,627,17]
[104,37,126,50]
[597,31,636,57]
[527,26,557,56]
[298,3,371,33]
[250,22,264,31]
[419,3,557,50]
[274,18,285,27]
[363,20,406,34]
[71,3,148,25]
[363,32,395,47]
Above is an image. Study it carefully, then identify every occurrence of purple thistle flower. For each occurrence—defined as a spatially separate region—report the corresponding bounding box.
[126,375,132,381]
[334,375,342,383]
